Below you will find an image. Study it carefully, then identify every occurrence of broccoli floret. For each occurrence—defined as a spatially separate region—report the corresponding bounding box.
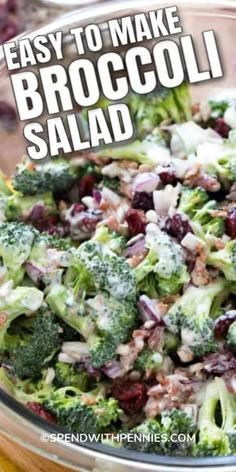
[192,201,225,237]
[100,177,120,192]
[0,285,44,352]
[124,409,196,456]
[9,309,61,380]
[164,280,229,358]
[134,348,163,374]
[53,362,91,391]
[0,221,38,284]
[178,187,209,218]
[13,159,78,195]
[226,321,236,354]
[87,292,138,368]
[44,386,122,434]
[69,241,137,301]
[135,226,190,297]
[0,367,55,404]
[4,192,57,222]
[207,240,236,282]
[127,83,192,138]
[92,226,126,255]
[217,377,236,453]
[47,287,138,368]
[195,379,230,457]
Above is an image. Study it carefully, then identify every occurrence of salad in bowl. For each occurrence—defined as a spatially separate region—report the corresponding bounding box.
[0,83,236,458]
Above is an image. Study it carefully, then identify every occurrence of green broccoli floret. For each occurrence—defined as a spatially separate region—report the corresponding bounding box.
[68,241,137,301]
[164,280,229,358]
[135,228,190,297]
[87,292,138,368]
[44,386,122,434]
[226,320,236,354]
[207,240,236,281]
[8,309,61,380]
[124,409,196,456]
[0,285,44,353]
[192,201,225,237]
[208,95,236,119]
[0,221,38,284]
[217,377,236,453]
[99,137,169,166]
[53,362,91,391]
[134,348,163,374]
[127,83,192,138]
[47,287,138,368]
[0,367,55,404]
[92,226,126,255]
[195,379,230,457]
[178,187,209,218]
[100,177,120,192]
[13,159,78,195]
[4,192,57,222]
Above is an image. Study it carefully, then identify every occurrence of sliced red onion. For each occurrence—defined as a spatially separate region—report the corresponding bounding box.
[132,173,160,193]
[123,237,146,258]
[29,204,45,220]
[102,360,126,379]
[138,295,162,324]
[181,232,205,252]
[93,189,102,205]
[25,262,45,284]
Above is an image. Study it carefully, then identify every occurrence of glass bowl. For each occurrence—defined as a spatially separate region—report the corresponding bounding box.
[1,1,236,470]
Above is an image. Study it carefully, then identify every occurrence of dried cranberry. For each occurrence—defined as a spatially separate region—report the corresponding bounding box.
[214,118,231,138]
[111,381,147,414]
[203,350,236,376]
[226,207,236,239]
[0,20,18,44]
[6,0,17,13]
[159,170,177,186]
[32,215,59,232]
[79,174,97,200]
[165,213,193,242]
[0,101,17,130]
[124,209,147,238]
[47,224,70,237]
[214,311,236,338]
[71,204,85,216]
[26,402,55,423]
[132,192,154,212]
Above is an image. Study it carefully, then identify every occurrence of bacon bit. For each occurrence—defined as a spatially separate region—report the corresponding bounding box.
[139,164,152,173]
[26,402,55,423]
[81,396,97,406]
[119,181,133,199]
[191,103,200,115]
[27,163,36,170]
[106,216,121,233]
[184,171,220,192]
[148,326,165,351]
[99,199,110,212]
[0,313,7,326]
[191,256,210,286]
[119,160,138,169]
[87,152,109,166]
[58,200,68,212]
[128,253,147,268]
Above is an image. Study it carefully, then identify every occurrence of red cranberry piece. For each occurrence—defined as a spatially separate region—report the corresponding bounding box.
[226,207,236,239]
[0,21,18,44]
[165,213,193,242]
[7,0,17,13]
[26,402,55,423]
[214,311,236,338]
[79,174,97,200]
[124,209,147,238]
[203,350,236,375]
[0,101,17,130]
[132,192,154,212]
[111,381,147,414]
[159,170,177,185]
[214,118,231,138]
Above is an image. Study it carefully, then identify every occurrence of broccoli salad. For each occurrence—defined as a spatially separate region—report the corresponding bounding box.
[1,83,236,457]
